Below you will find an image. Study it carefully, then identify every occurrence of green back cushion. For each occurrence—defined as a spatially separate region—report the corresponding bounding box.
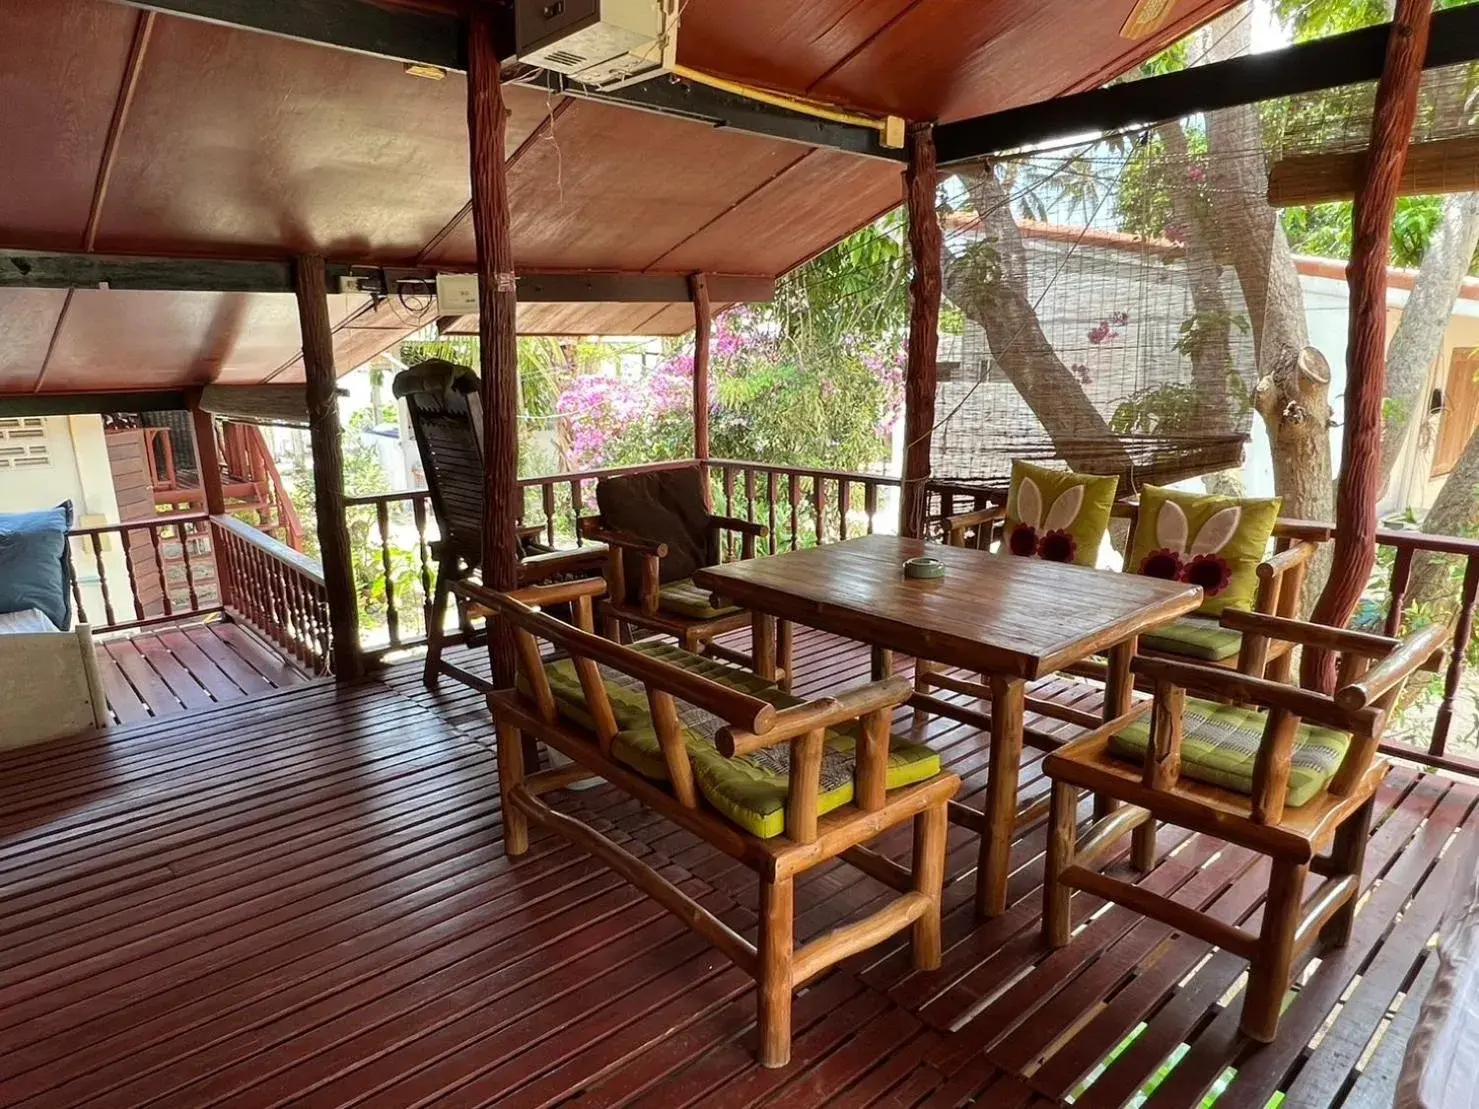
[1002,460,1118,567]
[1128,486,1280,616]
[535,641,940,839]
[1110,697,1349,808]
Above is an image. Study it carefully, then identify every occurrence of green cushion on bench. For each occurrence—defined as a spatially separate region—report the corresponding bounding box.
[657,578,743,620]
[536,641,940,838]
[1109,697,1350,808]
[1141,616,1243,662]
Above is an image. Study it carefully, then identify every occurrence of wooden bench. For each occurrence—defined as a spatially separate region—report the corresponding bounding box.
[479,577,960,1068]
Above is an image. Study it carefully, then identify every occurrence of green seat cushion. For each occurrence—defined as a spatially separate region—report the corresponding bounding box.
[1109,697,1350,808]
[1001,459,1119,567]
[535,641,940,838]
[1127,486,1281,617]
[657,578,743,620]
[1140,616,1243,662]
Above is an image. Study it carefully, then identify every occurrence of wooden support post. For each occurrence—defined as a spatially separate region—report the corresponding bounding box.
[295,253,362,680]
[899,123,942,539]
[690,272,711,464]
[1306,0,1435,692]
[185,389,226,517]
[467,1,521,689]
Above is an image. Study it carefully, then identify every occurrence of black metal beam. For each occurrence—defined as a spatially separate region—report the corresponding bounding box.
[519,69,903,161]
[111,0,898,160]
[0,390,188,416]
[935,3,1479,165]
[0,251,775,302]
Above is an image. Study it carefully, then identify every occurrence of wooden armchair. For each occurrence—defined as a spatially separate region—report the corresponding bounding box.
[394,360,605,692]
[1043,614,1449,1043]
[480,576,960,1067]
[934,501,1332,678]
[580,464,776,674]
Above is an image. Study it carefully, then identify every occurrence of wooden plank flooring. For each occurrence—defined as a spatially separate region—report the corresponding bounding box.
[0,627,1472,1108]
[94,619,309,724]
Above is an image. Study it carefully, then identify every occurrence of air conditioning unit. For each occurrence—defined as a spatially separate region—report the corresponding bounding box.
[516,0,678,90]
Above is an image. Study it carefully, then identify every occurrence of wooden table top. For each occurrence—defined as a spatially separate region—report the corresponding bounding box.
[694,535,1202,679]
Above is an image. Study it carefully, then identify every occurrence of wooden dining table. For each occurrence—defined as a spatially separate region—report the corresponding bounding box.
[694,534,1203,917]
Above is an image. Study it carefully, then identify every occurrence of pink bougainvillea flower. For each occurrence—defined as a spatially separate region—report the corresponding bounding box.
[1140,548,1183,580]
[1036,529,1077,563]
[1008,523,1039,557]
[1180,553,1232,595]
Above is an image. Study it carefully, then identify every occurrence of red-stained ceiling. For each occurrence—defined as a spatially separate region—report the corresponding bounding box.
[0,0,1234,397]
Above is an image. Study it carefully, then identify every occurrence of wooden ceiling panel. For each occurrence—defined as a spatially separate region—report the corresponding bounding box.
[516,301,700,336]
[425,98,813,270]
[0,0,138,251]
[91,15,551,263]
[0,291,71,393]
[652,150,902,275]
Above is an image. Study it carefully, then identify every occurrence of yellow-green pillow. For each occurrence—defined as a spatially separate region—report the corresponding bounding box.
[1002,460,1119,567]
[1128,486,1281,616]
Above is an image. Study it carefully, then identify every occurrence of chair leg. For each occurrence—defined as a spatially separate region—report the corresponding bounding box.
[680,629,702,654]
[1242,859,1306,1043]
[777,620,794,692]
[757,876,795,1068]
[495,714,529,857]
[1319,796,1374,951]
[915,659,936,694]
[1044,779,1077,948]
[422,568,452,686]
[1131,819,1158,872]
[911,802,947,970]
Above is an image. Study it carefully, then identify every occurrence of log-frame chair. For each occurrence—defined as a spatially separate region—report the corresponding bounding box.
[395,360,605,693]
[577,483,784,682]
[480,576,960,1068]
[1042,613,1449,1043]
[924,501,1332,687]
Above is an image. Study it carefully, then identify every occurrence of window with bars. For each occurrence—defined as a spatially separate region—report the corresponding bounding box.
[0,417,52,471]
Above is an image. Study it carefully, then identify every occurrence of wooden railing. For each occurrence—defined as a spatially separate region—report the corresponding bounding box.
[68,511,220,632]
[210,515,332,674]
[708,459,900,556]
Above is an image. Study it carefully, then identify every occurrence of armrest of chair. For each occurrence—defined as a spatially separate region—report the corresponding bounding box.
[517,546,609,585]
[1271,518,1335,544]
[1336,621,1450,711]
[1132,654,1381,735]
[516,522,546,543]
[716,675,914,756]
[1220,609,1399,658]
[581,526,669,558]
[580,525,666,615]
[708,515,768,559]
[1256,539,1319,586]
[941,505,1006,547]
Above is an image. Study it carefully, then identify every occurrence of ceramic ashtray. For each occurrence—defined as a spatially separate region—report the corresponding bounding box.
[903,556,946,580]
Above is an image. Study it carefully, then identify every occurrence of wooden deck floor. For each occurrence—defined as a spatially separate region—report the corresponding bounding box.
[95,619,312,725]
[0,627,1471,1108]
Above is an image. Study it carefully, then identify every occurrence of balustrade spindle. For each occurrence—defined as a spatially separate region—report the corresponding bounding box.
[412,497,432,620]
[119,527,143,624]
[838,479,851,541]
[541,483,557,546]
[1385,546,1415,637]
[788,474,800,550]
[766,471,778,555]
[179,522,200,611]
[1432,556,1479,758]
[744,467,756,535]
[864,482,878,536]
[90,533,116,627]
[569,480,584,544]
[813,478,825,547]
[148,524,173,617]
[376,501,400,648]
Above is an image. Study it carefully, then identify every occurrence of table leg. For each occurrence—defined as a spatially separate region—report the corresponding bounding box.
[977,673,1025,919]
[871,646,894,681]
[776,619,794,692]
[753,613,778,682]
[1097,636,1137,819]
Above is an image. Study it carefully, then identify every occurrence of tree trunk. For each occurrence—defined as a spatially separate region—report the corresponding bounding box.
[946,166,1136,477]
[1379,192,1479,495]
[1205,12,1332,613]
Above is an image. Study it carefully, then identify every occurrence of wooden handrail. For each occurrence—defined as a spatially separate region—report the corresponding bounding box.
[211,514,325,586]
[69,510,209,538]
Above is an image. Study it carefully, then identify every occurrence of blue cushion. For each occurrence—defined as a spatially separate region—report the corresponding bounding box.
[0,502,73,630]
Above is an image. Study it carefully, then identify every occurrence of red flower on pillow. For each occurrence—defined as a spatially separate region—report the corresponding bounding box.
[1036,529,1077,563]
[1139,548,1183,580]
[1181,553,1233,596]
[1008,523,1039,557]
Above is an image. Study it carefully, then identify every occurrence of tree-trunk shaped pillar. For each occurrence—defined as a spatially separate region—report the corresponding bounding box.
[900,123,943,540]
[467,2,521,688]
[1306,0,1434,691]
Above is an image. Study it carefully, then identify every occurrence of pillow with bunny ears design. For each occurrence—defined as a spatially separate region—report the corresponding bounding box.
[1127,485,1282,616]
[1001,460,1119,568]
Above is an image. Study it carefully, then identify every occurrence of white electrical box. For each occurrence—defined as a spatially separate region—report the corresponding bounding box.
[435,274,480,315]
[516,0,677,89]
